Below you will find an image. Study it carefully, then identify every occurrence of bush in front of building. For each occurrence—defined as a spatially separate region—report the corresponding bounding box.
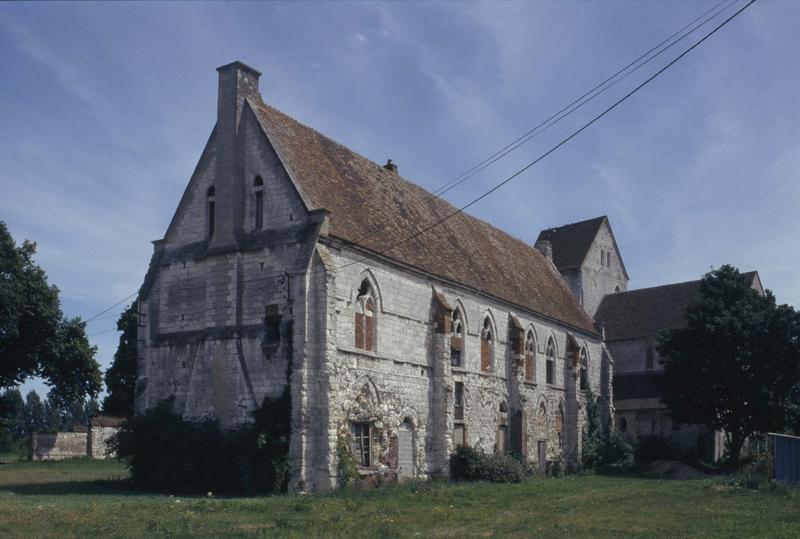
[449,446,527,483]
[633,435,678,464]
[582,389,634,472]
[111,390,290,495]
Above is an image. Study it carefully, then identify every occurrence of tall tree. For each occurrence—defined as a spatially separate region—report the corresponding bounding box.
[658,265,800,464]
[103,301,138,417]
[0,222,101,402]
[23,390,46,433]
[0,388,25,451]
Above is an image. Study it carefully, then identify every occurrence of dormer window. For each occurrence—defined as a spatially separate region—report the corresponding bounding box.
[253,176,264,230]
[206,186,215,238]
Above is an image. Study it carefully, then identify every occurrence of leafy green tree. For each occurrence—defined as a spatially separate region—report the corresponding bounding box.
[658,265,800,464]
[102,302,138,417]
[0,222,101,403]
[23,390,46,433]
[0,388,25,451]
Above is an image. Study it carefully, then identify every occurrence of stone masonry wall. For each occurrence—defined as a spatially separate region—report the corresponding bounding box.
[579,221,628,317]
[293,244,606,490]
[137,101,312,427]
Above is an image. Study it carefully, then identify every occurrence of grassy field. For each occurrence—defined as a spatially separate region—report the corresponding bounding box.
[1,458,798,538]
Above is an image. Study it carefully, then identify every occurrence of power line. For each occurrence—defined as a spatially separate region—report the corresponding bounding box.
[87,327,120,338]
[347,0,738,244]
[331,0,756,274]
[83,291,138,323]
[82,0,755,307]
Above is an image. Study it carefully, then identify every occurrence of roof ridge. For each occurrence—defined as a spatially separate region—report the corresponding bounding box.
[540,215,606,234]
[258,103,556,267]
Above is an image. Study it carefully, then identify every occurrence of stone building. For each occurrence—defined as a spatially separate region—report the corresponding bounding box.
[136,62,611,491]
[536,216,629,317]
[595,273,763,461]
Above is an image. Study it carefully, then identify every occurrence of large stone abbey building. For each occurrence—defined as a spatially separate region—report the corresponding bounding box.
[136,62,742,490]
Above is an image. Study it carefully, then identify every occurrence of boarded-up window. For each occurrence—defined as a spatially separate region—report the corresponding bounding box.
[546,339,556,384]
[525,332,536,382]
[481,318,493,373]
[454,382,464,421]
[355,280,376,352]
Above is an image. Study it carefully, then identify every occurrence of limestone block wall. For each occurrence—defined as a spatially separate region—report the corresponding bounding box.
[136,97,319,427]
[579,223,628,316]
[308,244,606,488]
[30,426,119,460]
[607,338,662,374]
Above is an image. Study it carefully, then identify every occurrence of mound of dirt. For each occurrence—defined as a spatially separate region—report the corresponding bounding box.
[642,460,709,480]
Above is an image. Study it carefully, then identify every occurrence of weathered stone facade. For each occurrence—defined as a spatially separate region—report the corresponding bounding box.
[136,62,609,492]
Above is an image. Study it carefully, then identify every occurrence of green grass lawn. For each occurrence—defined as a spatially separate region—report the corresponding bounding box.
[1,458,798,538]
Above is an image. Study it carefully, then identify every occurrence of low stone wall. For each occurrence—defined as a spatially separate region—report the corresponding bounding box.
[31,432,89,461]
[30,425,120,461]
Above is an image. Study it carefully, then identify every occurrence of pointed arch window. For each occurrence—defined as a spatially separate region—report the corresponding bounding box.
[253,176,264,230]
[556,406,565,450]
[524,331,536,382]
[480,317,493,373]
[579,348,589,390]
[546,339,556,385]
[206,186,215,238]
[355,279,376,352]
[451,309,464,368]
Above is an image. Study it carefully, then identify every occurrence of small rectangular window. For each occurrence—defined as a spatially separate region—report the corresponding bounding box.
[454,382,464,421]
[208,200,215,237]
[645,347,654,369]
[255,191,264,230]
[350,422,371,467]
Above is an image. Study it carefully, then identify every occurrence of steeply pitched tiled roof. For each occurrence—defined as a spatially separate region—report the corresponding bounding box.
[596,272,759,341]
[536,216,607,272]
[253,102,597,335]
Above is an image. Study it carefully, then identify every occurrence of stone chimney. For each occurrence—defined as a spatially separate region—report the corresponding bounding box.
[383,159,398,174]
[535,239,553,261]
[208,61,262,252]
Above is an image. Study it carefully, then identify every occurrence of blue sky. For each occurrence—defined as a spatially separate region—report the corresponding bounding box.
[1,1,798,398]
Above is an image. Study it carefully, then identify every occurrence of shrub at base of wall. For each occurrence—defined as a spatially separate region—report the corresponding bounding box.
[449,446,528,483]
[111,391,290,495]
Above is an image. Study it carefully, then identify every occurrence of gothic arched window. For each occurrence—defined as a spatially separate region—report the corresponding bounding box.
[546,339,556,385]
[524,331,536,382]
[253,176,264,230]
[355,279,376,352]
[556,406,565,450]
[451,309,464,368]
[579,348,589,390]
[480,317,493,373]
[206,186,215,238]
